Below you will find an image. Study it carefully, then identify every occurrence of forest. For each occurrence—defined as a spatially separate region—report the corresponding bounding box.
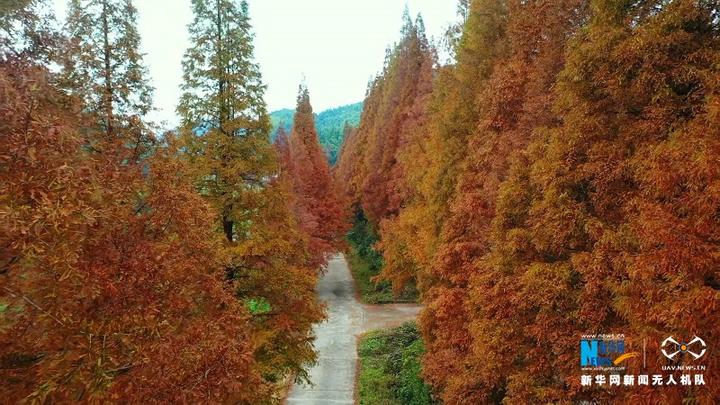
[2,0,719,404]
[335,0,719,403]
[1,0,346,402]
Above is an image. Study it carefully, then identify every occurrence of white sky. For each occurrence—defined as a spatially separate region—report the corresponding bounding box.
[51,0,458,128]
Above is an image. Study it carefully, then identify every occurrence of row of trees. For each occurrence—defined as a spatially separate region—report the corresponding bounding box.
[336,0,720,403]
[1,0,344,402]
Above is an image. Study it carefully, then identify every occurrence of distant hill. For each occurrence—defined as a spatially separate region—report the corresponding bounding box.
[269,109,295,133]
[270,102,362,165]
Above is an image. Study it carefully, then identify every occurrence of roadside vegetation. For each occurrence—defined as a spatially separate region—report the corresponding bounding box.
[347,211,417,304]
[357,322,434,405]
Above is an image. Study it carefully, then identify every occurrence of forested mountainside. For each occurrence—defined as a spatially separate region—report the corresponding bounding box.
[271,102,362,164]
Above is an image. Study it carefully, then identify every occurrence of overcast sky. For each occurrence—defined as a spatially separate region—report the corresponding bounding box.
[50,0,458,127]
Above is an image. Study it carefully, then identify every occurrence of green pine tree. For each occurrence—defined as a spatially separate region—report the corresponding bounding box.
[177,3,325,390]
[62,0,153,142]
[178,0,276,243]
[1,0,58,62]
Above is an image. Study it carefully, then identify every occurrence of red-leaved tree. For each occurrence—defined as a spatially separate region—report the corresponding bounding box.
[0,61,266,403]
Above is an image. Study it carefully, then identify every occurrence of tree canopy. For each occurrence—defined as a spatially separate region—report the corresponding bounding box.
[1,0,328,401]
[335,0,720,402]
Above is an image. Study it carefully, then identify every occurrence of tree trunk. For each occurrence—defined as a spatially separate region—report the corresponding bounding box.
[101,0,114,139]
[222,216,234,242]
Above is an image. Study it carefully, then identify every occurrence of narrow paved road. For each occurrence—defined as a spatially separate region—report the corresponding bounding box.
[285,254,421,404]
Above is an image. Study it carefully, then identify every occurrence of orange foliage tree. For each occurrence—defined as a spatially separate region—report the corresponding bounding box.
[0,61,265,403]
[419,1,589,402]
[336,10,434,227]
[333,0,509,351]
[1,0,324,400]
[369,14,433,219]
[471,1,720,402]
[336,0,720,403]
[281,83,348,267]
[334,10,435,295]
[333,122,360,208]
[177,0,324,388]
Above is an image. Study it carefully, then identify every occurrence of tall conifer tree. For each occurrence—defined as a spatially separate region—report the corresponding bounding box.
[359,11,434,224]
[178,0,324,388]
[179,0,275,243]
[0,0,57,61]
[335,10,436,296]
[0,41,266,405]
[424,0,589,401]
[372,0,510,297]
[289,83,347,267]
[482,0,720,402]
[62,0,153,144]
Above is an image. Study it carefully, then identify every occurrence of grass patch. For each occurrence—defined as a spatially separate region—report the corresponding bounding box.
[347,210,418,304]
[357,322,435,405]
[347,246,397,304]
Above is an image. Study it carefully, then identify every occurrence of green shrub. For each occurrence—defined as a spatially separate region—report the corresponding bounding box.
[357,322,435,405]
[398,340,433,404]
[347,209,384,271]
[244,297,272,315]
[347,209,418,304]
